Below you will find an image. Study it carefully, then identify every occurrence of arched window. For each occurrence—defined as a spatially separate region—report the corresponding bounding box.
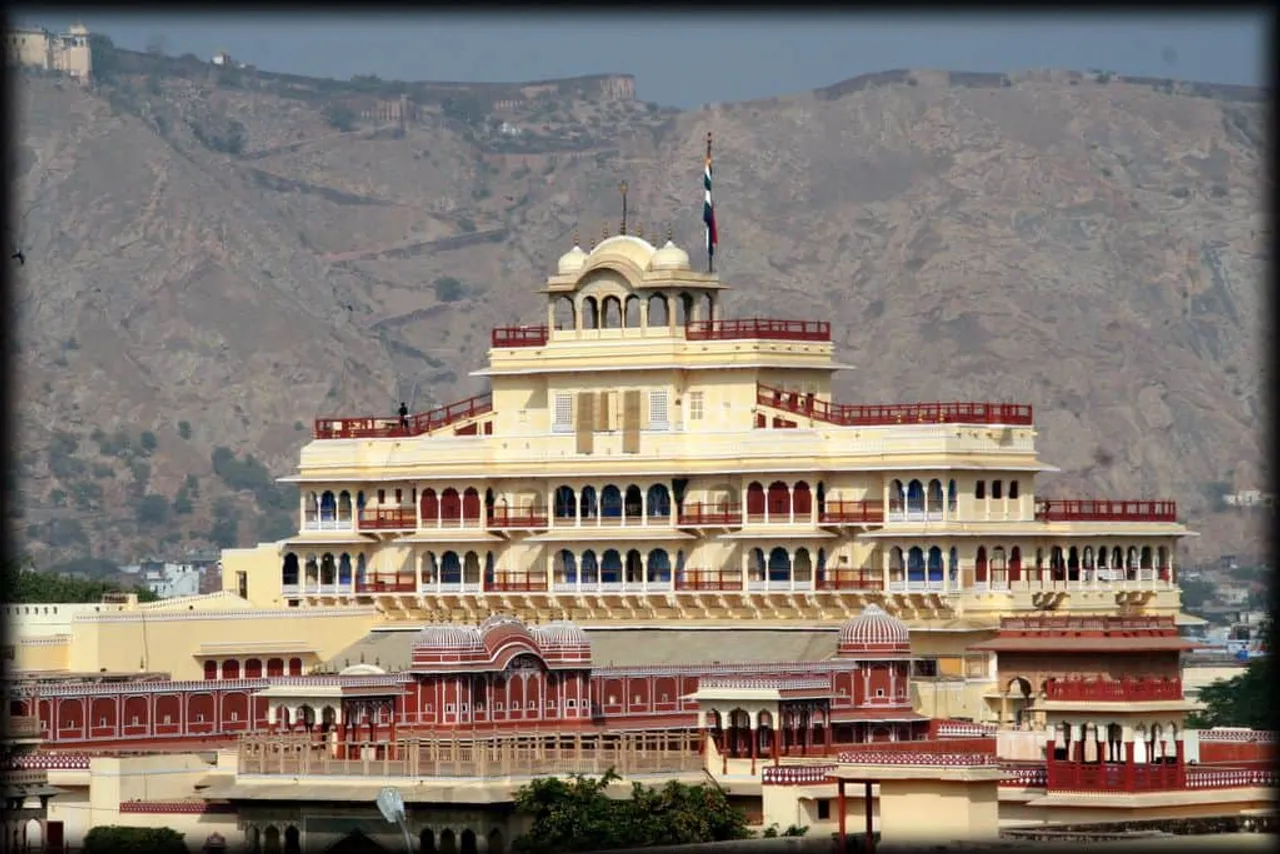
[601,549,623,583]
[926,547,944,582]
[906,480,925,514]
[907,547,925,582]
[554,486,576,519]
[580,550,599,583]
[646,484,671,518]
[767,547,790,582]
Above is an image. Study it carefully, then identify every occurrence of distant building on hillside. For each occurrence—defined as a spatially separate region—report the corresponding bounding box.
[4,22,92,84]
[1224,490,1274,508]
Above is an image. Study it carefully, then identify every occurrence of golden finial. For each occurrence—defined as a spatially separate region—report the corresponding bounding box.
[602,223,610,240]
[573,228,580,248]
[667,223,674,243]
[635,221,644,238]
[589,232,597,250]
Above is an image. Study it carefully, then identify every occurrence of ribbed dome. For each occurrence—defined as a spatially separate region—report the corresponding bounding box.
[557,244,588,275]
[837,605,910,653]
[414,624,484,654]
[532,621,591,651]
[650,240,690,271]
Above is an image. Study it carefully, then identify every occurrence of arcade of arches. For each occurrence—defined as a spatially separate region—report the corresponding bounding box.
[244,822,506,854]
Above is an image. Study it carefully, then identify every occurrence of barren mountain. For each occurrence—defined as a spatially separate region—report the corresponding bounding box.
[10,55,1270,568]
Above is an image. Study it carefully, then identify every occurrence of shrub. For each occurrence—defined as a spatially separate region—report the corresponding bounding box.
[434,276,466,302]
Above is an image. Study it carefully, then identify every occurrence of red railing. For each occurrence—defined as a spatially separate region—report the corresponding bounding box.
[757,383,1034,427]
[487,572,547,592]
[1044,677,1183,702]
[491,325,549,348]
[314,393,493,439]
[487,508,550,529]
[354,576,416,593]
[840,738,996,756]
[356,508,417,530]
[410,393,493,433]
[677,502,742,526]
[1035,499,1178,523]
[685,318,831,342]
[819,500,885,524]
[674,569,743,591]
[815,570,883,591]
[1021,762,1275,793]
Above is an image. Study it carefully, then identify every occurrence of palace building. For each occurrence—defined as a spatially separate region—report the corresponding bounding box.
[4,231,1271,852]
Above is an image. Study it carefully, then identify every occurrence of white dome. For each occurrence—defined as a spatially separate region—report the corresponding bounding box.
[414,624,484,654]
[532,621,591,651]
[557,245,588,275]
[650,240,690,271]
[838,605,910,651]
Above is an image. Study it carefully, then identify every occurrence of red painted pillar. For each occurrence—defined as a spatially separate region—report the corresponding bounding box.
[1175,739,1186,788]
[865,781,875,854]
[389,703,398,760]
[1124,741,1136,791]
[772,728,781,767]
[1044,739,1056,788]
[836,778,847,853]
[749,727,757,776]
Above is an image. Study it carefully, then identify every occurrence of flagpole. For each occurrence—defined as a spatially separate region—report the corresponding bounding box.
[704,132,715,274]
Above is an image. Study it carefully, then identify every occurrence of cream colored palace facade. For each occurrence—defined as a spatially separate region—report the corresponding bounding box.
[220,233,1192,714]
[226,233,1190,625]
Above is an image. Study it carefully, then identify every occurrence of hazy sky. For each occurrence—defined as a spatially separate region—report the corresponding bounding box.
[16,12,1270,108]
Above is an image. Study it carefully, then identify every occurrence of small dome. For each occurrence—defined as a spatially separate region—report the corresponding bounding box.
[557,245,588,275]
[414,624,484,654]
[838,605,910,654]
[533,621,591,651]
[650,240,690,271]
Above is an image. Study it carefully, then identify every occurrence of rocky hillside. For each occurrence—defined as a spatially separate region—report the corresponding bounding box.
[10,59,1269,568]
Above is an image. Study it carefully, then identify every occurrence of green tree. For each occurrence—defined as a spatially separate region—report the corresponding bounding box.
[209,497,240,548]
[323,102,358,132]
[177,420,192,440]
[135,494,170,526]
[512,769,749,854]
[139,431,159,453]
[84,826,186,854]
[1,561,159,604]
[1179,578,1215,611]
[434,276,466,302]
[1186,626,1274,729]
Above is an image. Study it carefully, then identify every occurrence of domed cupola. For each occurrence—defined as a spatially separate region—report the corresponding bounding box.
[557,242,588,275]
[532,621,592,660]
[650,239,690,272]
[837,605,911,658]
[412,624,485,656]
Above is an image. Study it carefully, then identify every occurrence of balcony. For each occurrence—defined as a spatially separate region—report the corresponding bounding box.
[5,716,42,740]
[488,572,547,592]
[1043,677,1183,702]
[758,383,1034,427]
[819,500,885,524]
[357,508,417,531]
[314,393,493,440]
[492,325,549,348]
[355,576,417,594]
[685,318,831,342]
[488,508,550,529]
[674,568,742,591]
[815,570,883,591]
[677,502,742,526]
[1035,499,1178,523]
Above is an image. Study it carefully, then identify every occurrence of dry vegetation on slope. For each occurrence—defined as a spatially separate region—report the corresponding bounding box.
[10,56,1270,568]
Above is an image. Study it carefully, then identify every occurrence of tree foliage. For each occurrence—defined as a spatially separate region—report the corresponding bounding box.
[512,769,750,854]
[2,561,159,604]
[1187,625,1274,729]
[84,826,186,854]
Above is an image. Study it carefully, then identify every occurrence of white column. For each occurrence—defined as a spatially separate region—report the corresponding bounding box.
[788,486,795,524]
